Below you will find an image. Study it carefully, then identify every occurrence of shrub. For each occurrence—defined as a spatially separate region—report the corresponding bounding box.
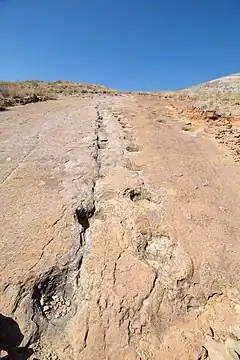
[0,84,11,98]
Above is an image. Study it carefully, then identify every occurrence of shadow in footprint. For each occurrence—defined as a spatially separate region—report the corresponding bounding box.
[155,118,166,124]
[0,314,33,360]
[126,144,141,153]
[123,187,151,202]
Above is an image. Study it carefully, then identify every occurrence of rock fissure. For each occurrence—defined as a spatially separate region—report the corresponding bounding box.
[94,107,104,178]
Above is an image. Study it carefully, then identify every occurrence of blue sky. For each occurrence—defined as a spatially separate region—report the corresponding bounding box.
[0,0,239,91]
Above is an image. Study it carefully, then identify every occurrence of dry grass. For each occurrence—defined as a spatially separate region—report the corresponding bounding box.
[167,91,240,117]
[181,73,240,93]
[192,93,240,116]
[2,77,240,116]
[0,80,118,110]
[174,73,240,116]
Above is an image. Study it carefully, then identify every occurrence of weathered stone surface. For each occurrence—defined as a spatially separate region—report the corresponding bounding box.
[0,95,240,359]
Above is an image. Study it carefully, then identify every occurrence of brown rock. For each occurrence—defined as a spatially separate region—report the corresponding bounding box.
[0,95,240,360]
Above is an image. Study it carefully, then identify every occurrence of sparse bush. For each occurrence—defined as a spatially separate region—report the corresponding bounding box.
[0,80,116,110]
[0,83,11,98]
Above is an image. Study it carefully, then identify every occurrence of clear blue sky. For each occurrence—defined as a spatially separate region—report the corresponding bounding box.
[0,0,239,91]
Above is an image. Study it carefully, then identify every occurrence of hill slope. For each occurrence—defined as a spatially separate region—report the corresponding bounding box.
[183,72,240,93]
[0,80,240,360]
[0,80,117,109]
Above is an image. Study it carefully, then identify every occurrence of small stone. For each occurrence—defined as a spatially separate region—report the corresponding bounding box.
[65,299,71,307]
[55,312,61,319]
[53,303,59,310]
[40,294,45,306]
[39,180,46,186]
[61,308,67,316]
[0,350,8,358]
[59,296,64,305]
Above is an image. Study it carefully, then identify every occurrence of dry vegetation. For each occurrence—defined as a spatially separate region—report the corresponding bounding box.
[1,75,240,116]
[171,73,240,118]
[167,89,240,162]
[180,92,240,115]
[0,80,118,110]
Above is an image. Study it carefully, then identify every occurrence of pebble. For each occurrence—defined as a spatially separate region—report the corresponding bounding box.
[52,294,59,300]
[40,294,45,306]
[43,305,50,312]
[65,299,71,306]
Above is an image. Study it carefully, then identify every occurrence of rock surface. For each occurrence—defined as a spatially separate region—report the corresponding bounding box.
[0,94,240,360]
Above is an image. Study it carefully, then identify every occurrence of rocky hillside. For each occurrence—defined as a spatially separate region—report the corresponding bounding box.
[0,76,240,360]
[182,73,240,93]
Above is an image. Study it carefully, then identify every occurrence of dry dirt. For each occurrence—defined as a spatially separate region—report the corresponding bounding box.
[0,91,240,360]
